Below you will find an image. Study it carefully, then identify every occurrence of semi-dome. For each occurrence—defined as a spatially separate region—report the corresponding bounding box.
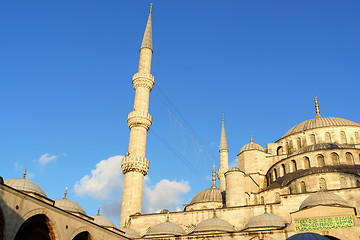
[54,188,86,215]
[287,232,330,240]
[281,117,360,139]
[299,191,350,210]
[145,221,186,236]
[240,136,265,153]
[119,227,141,238]
[193,217,235,233]
[5,177,47,197]
[244,213,286,230]
[190,187,222,205]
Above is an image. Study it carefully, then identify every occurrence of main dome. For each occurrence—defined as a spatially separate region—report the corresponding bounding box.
[5,178,47,197]
[281,117,360,139]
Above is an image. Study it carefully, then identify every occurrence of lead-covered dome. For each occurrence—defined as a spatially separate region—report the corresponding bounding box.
[299,191,350,210]
[193,217,235,233]
[282,117,360,139]
[190,187,222,205]
[240,136,265,153]
[5,178,47,197]
[91,214,116,228]
[119,227,141,238]
[55,198,87,215]
[145,221,186,236]
[244,213,286,230]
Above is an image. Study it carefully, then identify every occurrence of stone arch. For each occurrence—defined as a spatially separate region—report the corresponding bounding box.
[10,208,60,240]
[340,131,347,144]
[70,227,94,240]
[281,164,286,176]
[14,214,56,240]
[302,156,310,169]
[0,205,4,240]
[310,134,316,145]
[290,160,297,172]
[277,146,283,156]
[319,178,327,190]
[300,181,306,193]
[355,131,360,144]
[316,154,325,167]
[325,132,331,142]
[340,177,347,188]
[331,152,340,165]
[345,152,354,165]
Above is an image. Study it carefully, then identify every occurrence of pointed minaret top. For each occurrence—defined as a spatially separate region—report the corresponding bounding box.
[219,114,228,151]
[314,96,322,118]
[211,164,217,188]
[141,4,153,51]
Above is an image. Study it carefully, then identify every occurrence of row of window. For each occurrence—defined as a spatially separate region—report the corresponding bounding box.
[277,131,360,155]
[290,177,360,194]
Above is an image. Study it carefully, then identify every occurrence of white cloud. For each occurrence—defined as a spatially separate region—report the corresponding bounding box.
[74,155,124,200]
[142,176,190,213]
[39,153,58,166]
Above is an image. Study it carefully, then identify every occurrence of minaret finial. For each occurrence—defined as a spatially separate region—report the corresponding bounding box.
[222,113,224,122]
[212,164,217,188]
[150,3,153,14]
[23,167,27,179]
[64,187,68,199]
[97,205,101,215]
[250,135,253,143]
[314,96,321,118]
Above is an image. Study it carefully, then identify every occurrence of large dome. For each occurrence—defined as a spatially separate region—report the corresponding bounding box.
[190,187,222,205]
[244,213,286,230]
[299,191,350,210]
[5,178,47,197]
[193,217,235,233]
[55,198,87,215]
[145,221,186,236]
[281,117,360,139]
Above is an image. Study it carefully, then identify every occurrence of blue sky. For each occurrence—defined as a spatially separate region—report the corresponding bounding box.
[1,1,359,225]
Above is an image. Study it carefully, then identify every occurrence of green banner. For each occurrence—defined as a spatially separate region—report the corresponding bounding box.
[295,215,353,231]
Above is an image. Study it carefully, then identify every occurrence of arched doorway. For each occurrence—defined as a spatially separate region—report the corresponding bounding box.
[14,214,55,240]
[73,231,93,240]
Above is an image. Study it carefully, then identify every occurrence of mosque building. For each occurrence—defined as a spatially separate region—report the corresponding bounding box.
[1,5,360,240]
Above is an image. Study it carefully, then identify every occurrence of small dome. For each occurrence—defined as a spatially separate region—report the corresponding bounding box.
[55,198,86,215]
[145,221,186,236]
[281,117,360,139]
[245,213,286,230]
[119,227,141,239]
[287,232,330,240]
[5,178,47,197]
[190,187,222,205]
[91,214,116,228]
[299,191,350,210]
[193,218,235,233]
[240,142,265,153]
[226,167,243,173]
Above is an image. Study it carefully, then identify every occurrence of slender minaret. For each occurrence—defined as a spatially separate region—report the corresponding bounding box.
[217,114,229,193]
[120,4,154,227]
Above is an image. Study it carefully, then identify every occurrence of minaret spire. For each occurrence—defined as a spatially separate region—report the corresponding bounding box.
[217,114,229,193]
[120,4,155,227]
[314,96,321,118]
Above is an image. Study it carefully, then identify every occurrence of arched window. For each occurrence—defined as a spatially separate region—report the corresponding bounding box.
[355,132,360,144]
[331,152,340,165]
[340,177,347,188]
[291,160,297,172]
[316,154,325,167]
[310,134,316,145]
[297,137,302,149]
[289,186,292,194]
[289,140,294,153]
[275,192,281,203]
[340,131,347,144]
[303,156,310,169]
[281,164,286,176]
[277,146,283,156]
[273,168,278,180]
[300,181,306,193]
[345,152,354,165]
[325,132,331,143]
[319,178,327,190]
[286,142,290,154]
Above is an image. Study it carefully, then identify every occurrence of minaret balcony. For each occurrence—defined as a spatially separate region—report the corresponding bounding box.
[127,111,152,130]
[132,72,155,90]
[121,156,150,175]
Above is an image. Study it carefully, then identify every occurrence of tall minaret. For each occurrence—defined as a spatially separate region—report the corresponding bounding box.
[217,114,229,193]
[120,4,154,227]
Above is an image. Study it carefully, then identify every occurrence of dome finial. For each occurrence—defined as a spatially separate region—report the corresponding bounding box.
[149,3,153,14]
[314,96,321,118]
[97,205,101,215]
[64,187,68,199]
[23,167,27,179]
[211,164,217,188]
[250,135,253,143]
